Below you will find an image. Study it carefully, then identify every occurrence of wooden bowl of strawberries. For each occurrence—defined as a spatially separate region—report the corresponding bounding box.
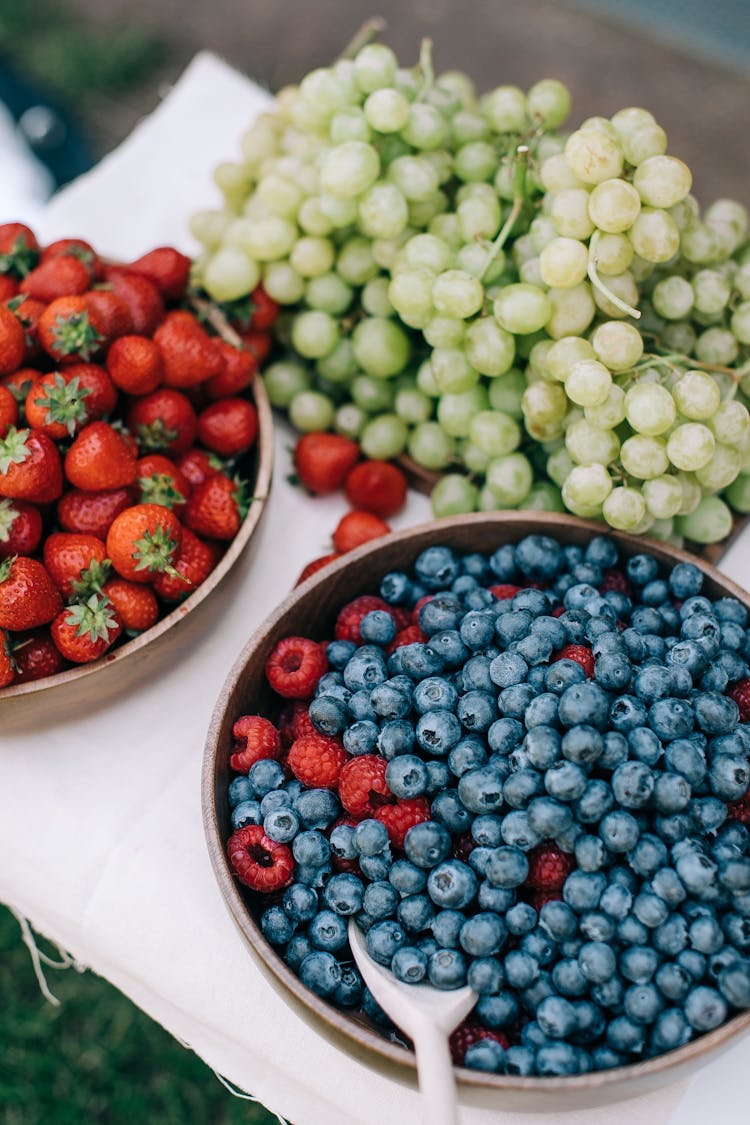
[0,222,273,699]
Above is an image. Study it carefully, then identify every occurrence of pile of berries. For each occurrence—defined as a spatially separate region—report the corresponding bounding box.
[226,533,750,1076]
[0,222,276,686]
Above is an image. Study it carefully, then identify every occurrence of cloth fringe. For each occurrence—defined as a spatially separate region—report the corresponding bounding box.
[212,1069,291,1124]
[10,908,85,1006]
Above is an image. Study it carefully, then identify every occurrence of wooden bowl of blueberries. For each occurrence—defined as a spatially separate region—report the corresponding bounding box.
[202,511,750,1110]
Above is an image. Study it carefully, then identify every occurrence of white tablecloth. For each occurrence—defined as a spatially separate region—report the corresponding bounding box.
[2,51,749,1125]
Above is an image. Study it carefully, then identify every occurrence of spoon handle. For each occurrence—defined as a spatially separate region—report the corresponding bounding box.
[413,1020,461,1125]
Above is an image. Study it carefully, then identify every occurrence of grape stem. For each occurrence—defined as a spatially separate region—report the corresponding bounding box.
[587,231,641,320]
[415,38,435,100]
[338,18,387,60]
[188,294,245,349]
[635,352,750,383]
[479,144,529,281]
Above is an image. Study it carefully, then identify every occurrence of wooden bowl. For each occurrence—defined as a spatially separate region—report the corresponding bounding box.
[202,512,750,1109]
[0,375,274,702]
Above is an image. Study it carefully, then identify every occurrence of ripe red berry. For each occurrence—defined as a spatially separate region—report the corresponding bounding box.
[727,677,750,723]
[332,509,390,553]
[226,824,294,892]
[488,584,522,601]
[229,715,282,773]
[525,842,575,891]
[344,460,408,518]
[726,784,750,825]
[288,733,349,789]
[387,624,427,653]
[449,1022,509,1066]
[293,431,360,495]
[265,635,328,699]
[295,552,343,586]
[338,754,390,819]
[278,700,318,748]
[599,569,632,596]
[334,595,393,644]
[375,797,431,849]
[552,643,595,679]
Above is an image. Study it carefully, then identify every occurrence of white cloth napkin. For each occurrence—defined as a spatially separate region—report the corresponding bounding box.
[1,50,749,1125]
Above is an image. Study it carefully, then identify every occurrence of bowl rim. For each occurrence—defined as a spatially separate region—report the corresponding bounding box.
[0,374,274,701]
[202,511,750,1092]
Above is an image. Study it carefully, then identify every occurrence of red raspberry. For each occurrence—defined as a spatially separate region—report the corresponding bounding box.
[727,677,750,723]
[265,635,328,699]
[278,700,318,748]
[375,797,432,849]
[451,831,476,863]
[229,715,281,773]
[727,787,750,825]
[387,624,426,653]
[391,605,412,631]
[525,842,575,891]
[531,889,565,910]
[288,733,349,789]
[488,584,522,601]
[600,569,632,596]
[552,606,565,618]
[411,594,434,624]
[552,644,595,679]
[334,595,392,644]
[338,754,390,818]
[449,1022,509,1066]
[226,825,294,892]
[328,815,361,874]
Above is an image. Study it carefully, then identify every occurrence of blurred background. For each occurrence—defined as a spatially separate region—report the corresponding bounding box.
[0,1,749,1122]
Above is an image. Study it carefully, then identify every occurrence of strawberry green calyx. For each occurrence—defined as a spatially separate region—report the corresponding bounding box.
[4,374,36,405]
[232,476,252,521]
[50,310,103,360]
[0,499,19,542]
[34,374,92,435]
[70,558,112,601]
[0,427,31,475]
[65,594,119,643]
[0,236,39,278]
[134,420,179,452]
[132,524,183,578]
[217,294,256,333]
[138,472,185,510]
[0,555,17,584]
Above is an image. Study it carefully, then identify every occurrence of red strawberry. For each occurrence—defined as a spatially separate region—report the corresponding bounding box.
[0,556,62,630]
[50,593,122,663]
[375,797,432,849]
[525,842,575,891]
[103,267,164,336]
[204,341,257,401]
[10,295,46,363]
[295,552,343,586]
[338,755,390,819]
[0,498,42,557]
[334,595,392,644]
[183,472,247,540]
[106,334,163,395]
[238,329,272,365]
[102,577,159,634]
[288,733,349,789]
[83,289,133,343]
[229,715,282,773]
[57,486,136,539]
[153,310,224,388]
[127,247,192,302]
[11,627,66,682]
[0,223,39,277]
[294,432,360,495]
[727,677,750,723]
[265,635,328,699]
[227,824,294,892]
[223,286,279,333]
[0,305,26,375]
[175,447,223,489]
[0,385,18,436]
[43,532,110,599]
[344,460,408,518]
[1,366,41,406]
[332,509,391,553]
[127,388,197,455]
[0,628,15,686]
[136,453,189,511]
[0,276,17,301]
[552,644,595,678]
[25,364,117,439]
[64,421,137,491]
[449,1022,509,1066]
[152,526,215,600]
[197,397,258,457]
[37,295,104,363]
[0,427,63,504]
[41,237,102,279]
[106,502,182,584]
[19,254,91,302]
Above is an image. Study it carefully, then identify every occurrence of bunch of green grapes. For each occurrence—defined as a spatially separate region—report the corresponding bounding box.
[189,38,750,546]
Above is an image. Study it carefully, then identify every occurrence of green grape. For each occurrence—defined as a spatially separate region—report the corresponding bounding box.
[289,389,335,431]
[363,88,410,133]
[388,155,440,202]
[430,474,479,516]
[591,270,639,320]
[464,318,515,377]
[674,471,702,515]
[661,321,697,354]
[452,141,496,183]
[692,269,731,316]
[519,258,545,288]
[291,309,339,358]
[262,261,305,305]
[431,348,480,394]
[521,480,566,512]
[358,183,409,239]
[566,419,621,464]
[319,141,380,199]
[493,284,552,335]
[666,423,716,470]
[432,270,484,319]
[565,359,613,407]
[437,384,489,436]
[695,327,739,366]
[297,198,334,237]
[202,247,260,301]
[522,382,568,430]
[602,486,647,530]
[675,495,733,543]
[588,178,641,233]
[565,129,624,184]
[353,44,398,94]
[388,268,436,320]
[732,301,750,345]
[402,102,450,150]
[461,440,492,473]
[546,282,596,339]
[488,368,526,418]
[709,400,750,448]
[337,237,379,285]
[401,233,453,273]
[429,212,462,248]
[329,107,372,144]
[539,238,589,289]
[725,473,750,513]
[456,243,505,282]
[620,433,669,478]
[263,359,312,407]
[562,463,613,513]
[545,336,595,381]
[591,232,634,276]
[642,474,683,518]
[256,174,304,217]
[651,275,694,320]
[633,155,692,208]
[695,444,742,491]
[335,402,367,438]
[529,215,558,254]
[585,384,627,429]
[624,383,676,436]
[416,359,441,397]
[360,413,408,459]
[628,208,680,263]
[423,315,466,349]
[352,317,410,378]
[481,85,529,133]
[305,273,353,315]
[540,153,583,193]
[452,109,489,145]
[477,484,502,511]
[485,452,533,506]
[371,230,414,270]
[351,374,395,413]
[620,123,668,167]
[551,189,596,240]
[361,276,394,318]
[526,78,570,128]
[458,195,501,241]
[408,421,456,469]
[547,446,576,489]
[189,209,231,248]
[591,321,644,371]
[468,410,521,456]
[316,337,357,382]
[672,370,721,420]
[395,384,433,424]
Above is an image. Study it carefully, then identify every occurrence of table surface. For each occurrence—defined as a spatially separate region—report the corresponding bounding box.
[1,49,750,1125]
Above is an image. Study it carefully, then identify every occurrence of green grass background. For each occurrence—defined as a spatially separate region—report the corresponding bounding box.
[0,905,277,1124]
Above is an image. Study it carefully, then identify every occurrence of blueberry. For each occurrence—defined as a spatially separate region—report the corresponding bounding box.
[309,694,349,736]
[397,893,435,934]
[380,571,412,605]
[351,818,388,858]
[299,951,342,997]
[459,610,497,650]
[326,638,357,670]
[360,610,397,645]
[609,694,648,733]
[427,859,478,910]
[718,961,750,1007]
[649,697,695,741]
[498,682,536,719]
[620,944,660,983]
[416,709,462,756]
[459,912,507,957]
[539,900,578,941]
[653,772,691,814]
[595,652,632,691]
[428,947,468,989]
[261,905,295,946]
[515,535,563,579]
[363,880,400,919]
[264,807,300,843]
[684,985,728,1030]
[477,992,521,1032]
[575,835,609,872]
[524,726,562,769]
[403,821,452,869]
[377,719,416,759]
[652,915,689,956]
[415,545,460,590]
[606,1014,646,1054]
[524,692,561,728]
[283,882,319,923]
[504,949,540,990]
[348,688,377,721]
[546,658,586,695]
[505,901,538,936]
[419,595,464,636]
[486,846,529,889]
[343,719,380,756]
[286,934,313,971]
[399,642,445,680]
[578,941,616,983]
[600,883,633,921]
[545,760,588,802]
[293,830,331,868]
[358,852,392,880]
[464,1038,505,1073]
[628,835,668,878]
[424,759,452,795]
[599,810,640,853]
[675,849,717,895]
[564,871,606,913]
[230,799,263,829]
[536,1042,580,1075]
[228,776,253,808]
[575,779,615,824]
[457,690,498,732]
[431,788,472,833]
[710,754,750,800]
[385,754,430,799]
[370,681,411,721]
[309,910,348,952]
[248,758,285,798]
[467,956,505,996]
[458,765,506,813]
